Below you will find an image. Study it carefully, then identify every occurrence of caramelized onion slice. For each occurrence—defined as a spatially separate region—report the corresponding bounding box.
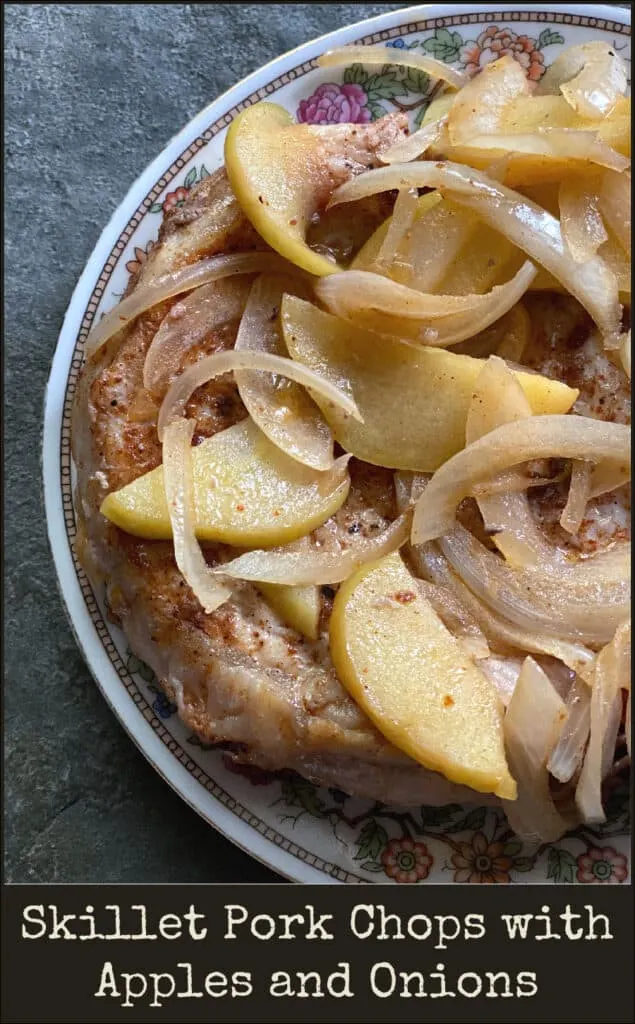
[234,274,334,471]
[449,293,529,360]
[621,330,631,380]
[414,541,596,681]
[560,461,592,535]
[163,419,232,614]
[416,264,537,347]
[158,350,362,443]
[559,177,608,264]
[576,621,631,823]
[503,657,572,844]
[143,277,252,391]
[317,267,525,321]
[380,117,448,165]
[479,656,523,707]
[538,41,628,120]
[86,252,296,359]
[598,169,631,255]
[412,414,631,545]
[598,232,631,298]
[421,92,457,128]
[218,514,410,586]
[472,466,569,496]
[317,44,468,90]
[466,356,558,568]
[406,198,479,294]
[330,161,623,345]
[373,189,419,273]
[464,129,629,172]
[351,191,443,281]
[440,524,630,648]
[547,676,591,784]
[316,262,537,349]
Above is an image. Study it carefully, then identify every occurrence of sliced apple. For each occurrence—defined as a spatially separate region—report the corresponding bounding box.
[448,55,530,146]
[421,91,456,128]
[503,94,631,154]
[429,95,631,188]
[225,101,408,276]
[225,103,335,276]
[257,583,320,640]
[100,418,350,547]
[282,296,578,472]
[330,552,516,799]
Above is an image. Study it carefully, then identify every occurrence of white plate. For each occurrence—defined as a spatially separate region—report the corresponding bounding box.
[44,3,631,885]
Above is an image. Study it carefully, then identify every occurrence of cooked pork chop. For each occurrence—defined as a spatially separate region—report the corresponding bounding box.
[72,113,629,807]
[73,116,495,805]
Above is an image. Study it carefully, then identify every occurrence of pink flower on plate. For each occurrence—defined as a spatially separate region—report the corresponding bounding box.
[460,26,546,82]
[382,837,433,883]
[297,82,372,125]
[577,846,629,884]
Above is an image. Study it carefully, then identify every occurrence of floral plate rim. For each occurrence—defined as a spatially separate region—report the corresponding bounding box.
[43,2,631,885]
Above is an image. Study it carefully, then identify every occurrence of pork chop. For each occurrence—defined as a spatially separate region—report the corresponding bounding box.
[72,113,629,808]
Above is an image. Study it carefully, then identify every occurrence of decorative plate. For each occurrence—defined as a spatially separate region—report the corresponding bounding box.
[43,3,631,885]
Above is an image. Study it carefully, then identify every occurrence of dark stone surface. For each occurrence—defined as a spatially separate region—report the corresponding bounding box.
[4,1,405,884]
[4,3,628,882]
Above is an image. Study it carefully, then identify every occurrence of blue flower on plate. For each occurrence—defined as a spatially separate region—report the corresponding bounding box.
[387,37,407,48]
[152,692,177,720]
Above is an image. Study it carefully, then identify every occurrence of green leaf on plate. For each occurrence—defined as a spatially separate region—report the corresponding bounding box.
[343,63,368,87]
[367,99,388,121]
[422,27,463,64]
[547,847,577,883]
[280,775,325,818]
[503,840,524,858]
[365,71,404,101]
[184,167,198,189]
[354,819,389,862]
[538,28,565,49]
[404,67,430,96]
[513,856,538,873]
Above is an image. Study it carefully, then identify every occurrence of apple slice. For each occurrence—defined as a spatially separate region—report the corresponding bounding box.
[429,95,631,188]
[225,103,336,276]
[282,296,578,472]
[257,583,320,640]
[330,552,516,798]
[224,101,406,276]
[100,418,350,547]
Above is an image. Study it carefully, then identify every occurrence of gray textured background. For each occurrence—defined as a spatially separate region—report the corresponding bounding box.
[4,3,628,882]
[4,2,405,883]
